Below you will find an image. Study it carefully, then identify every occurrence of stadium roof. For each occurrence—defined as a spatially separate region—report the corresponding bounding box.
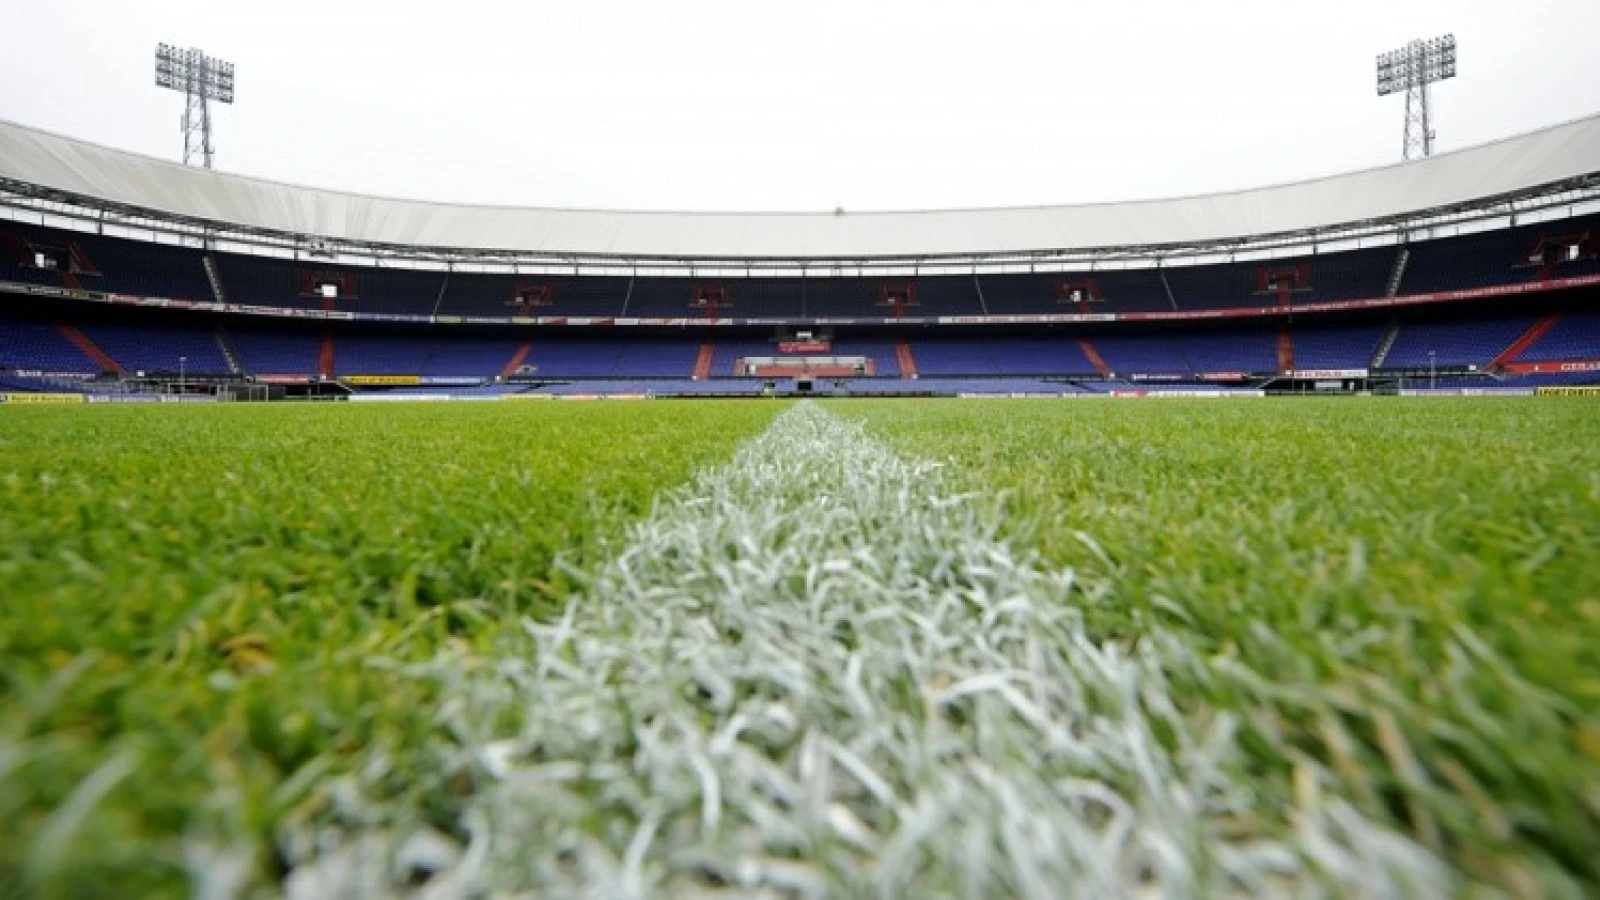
[1,114,1598,268]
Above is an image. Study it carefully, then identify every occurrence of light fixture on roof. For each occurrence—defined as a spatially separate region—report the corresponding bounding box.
[1375,34,1457,161]
[155,44,236,169]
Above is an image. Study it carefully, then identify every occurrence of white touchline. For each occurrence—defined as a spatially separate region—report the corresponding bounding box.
[276,401,1449,899]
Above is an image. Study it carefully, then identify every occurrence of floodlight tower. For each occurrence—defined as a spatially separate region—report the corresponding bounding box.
[154,44,235,169]
[1375,35,1457,161]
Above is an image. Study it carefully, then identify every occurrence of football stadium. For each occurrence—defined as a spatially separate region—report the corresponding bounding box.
[3,10,1600,900]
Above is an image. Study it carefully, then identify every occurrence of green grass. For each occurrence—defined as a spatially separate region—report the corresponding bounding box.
[3,397,1599,896]
[0,401,783,898]
[842,397,1600,896]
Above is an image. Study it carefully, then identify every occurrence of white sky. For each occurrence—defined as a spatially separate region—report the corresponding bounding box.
[1,0,1596,212]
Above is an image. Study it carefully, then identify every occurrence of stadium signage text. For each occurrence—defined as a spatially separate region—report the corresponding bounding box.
[2,392,86,404]
[344,375,423,386]
[10,370,94,379]
[1289,368,1369,378]
[1108,390,1266,398]
[1502,360,1600,374]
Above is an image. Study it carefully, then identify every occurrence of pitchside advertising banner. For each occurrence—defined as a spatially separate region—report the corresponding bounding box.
[344,375,422,386]
[1108,390,1267,398]
[1289,368,1369,379]
[2,393,86,404]
[1537,386,1600,396]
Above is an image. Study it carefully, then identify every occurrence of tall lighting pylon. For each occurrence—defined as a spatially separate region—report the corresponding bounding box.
[1375,35,1457,161]
[154,44,235,169]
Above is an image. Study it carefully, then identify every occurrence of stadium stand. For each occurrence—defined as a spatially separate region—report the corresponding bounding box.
[913,338,1099,376]
[76,321,229,375]
[1517,312,1600,361]
[333,335,440,375]
[1381,315,1540,369]
[1289,322,1388,370]
[828,341,902,377]
[2,114,1598,398]
[6,294,1599,393]
[0,318,98,374]
[229,328,324,376]
[4,214,1598,321]
[1171,329,1282,373]
[1091,335,1191,375]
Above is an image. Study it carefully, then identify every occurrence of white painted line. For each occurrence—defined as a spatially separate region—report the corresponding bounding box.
[277,401,1449,898]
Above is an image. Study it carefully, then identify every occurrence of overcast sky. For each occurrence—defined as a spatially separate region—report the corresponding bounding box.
[2,0,1596,212]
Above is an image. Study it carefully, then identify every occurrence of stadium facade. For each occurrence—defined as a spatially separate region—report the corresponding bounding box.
[1,114,1598,399]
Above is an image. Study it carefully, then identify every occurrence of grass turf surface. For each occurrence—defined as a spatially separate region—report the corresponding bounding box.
[1,397,1597,896]
[843,397,1600,896]
[0,401,783,897]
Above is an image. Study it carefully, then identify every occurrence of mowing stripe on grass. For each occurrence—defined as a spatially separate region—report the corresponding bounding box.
[280,402,1449,898]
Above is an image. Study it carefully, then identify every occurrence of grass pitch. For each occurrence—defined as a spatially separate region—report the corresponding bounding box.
[847,397,1600,895]
[1,397,1597,897]
[0,401,782,896]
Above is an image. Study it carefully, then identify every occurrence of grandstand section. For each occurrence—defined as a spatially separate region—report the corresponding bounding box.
[1,115,1599,399]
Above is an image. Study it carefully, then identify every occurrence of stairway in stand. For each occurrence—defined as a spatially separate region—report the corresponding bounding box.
[1489,314,1561,370]
[318,331,336,379]
[1077,338,1110,377]
[1385,246,1410,297]
[893,341,918,378]
[214,324,244,376]
[1370,318,1402,369]
[203,254,229,303]
[55,322,125,376]
[499,340,535,380]
[693,342,715,380]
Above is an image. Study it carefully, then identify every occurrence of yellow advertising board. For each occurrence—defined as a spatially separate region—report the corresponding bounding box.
[1536,386,1600,396]
[2,393,86,404]
[344,375,422,386]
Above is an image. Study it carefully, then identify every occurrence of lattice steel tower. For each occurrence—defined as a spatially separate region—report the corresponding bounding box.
[1375,35,1457,161]
[154,44,235,169]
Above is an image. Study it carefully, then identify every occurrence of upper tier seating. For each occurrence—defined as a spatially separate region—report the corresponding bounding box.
[6,214,1598,324]
[440,274,630,319]
[1,223,213,299]
[1401,228,1539,295]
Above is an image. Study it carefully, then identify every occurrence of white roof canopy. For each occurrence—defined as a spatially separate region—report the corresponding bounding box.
[1,115,1598,262]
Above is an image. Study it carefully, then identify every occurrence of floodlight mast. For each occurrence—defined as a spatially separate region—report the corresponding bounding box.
[154,44,235,169]
[1375,34,1456,161]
